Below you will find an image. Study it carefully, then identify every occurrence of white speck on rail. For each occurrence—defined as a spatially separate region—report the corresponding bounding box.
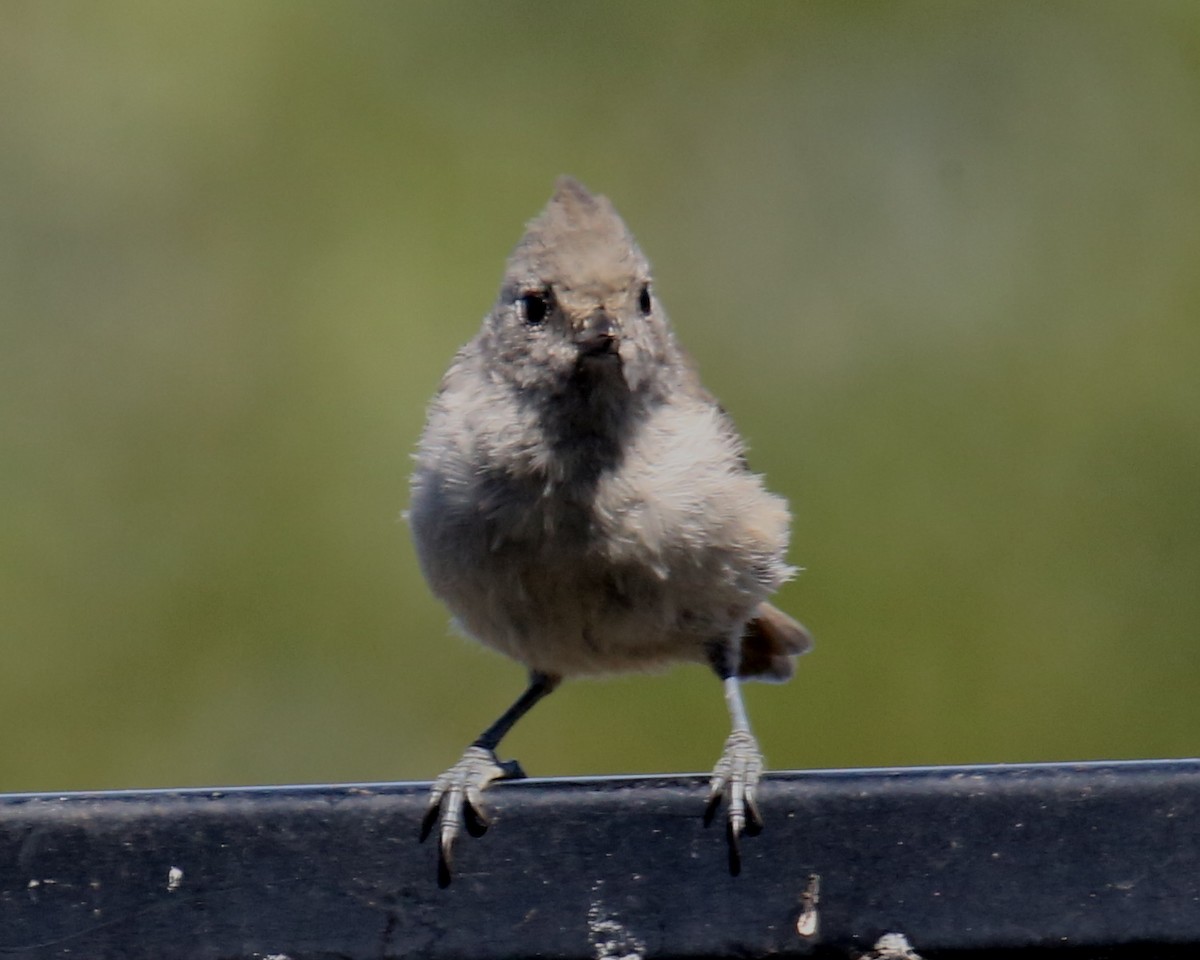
[796,873,821,938]
[587,901,646,960]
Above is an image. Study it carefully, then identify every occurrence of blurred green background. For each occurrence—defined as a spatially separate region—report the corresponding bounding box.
[2,2,1199,792]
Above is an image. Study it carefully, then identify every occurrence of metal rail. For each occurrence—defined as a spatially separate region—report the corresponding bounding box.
[2,759,1198,958]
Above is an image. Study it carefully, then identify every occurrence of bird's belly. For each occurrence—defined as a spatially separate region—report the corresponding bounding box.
[412,456,786,678]
[438,542,752,678]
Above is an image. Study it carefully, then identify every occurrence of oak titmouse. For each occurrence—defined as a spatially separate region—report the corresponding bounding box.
[410,177,811,885]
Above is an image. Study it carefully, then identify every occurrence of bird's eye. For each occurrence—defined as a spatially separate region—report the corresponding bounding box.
[638,284,652,316]
[519,289,552,326]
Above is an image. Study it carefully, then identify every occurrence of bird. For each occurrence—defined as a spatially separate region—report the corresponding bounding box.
[408,176,811,886]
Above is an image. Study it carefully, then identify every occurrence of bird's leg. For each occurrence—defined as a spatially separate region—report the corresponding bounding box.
[420,670,560,886]
[703,647,765,876]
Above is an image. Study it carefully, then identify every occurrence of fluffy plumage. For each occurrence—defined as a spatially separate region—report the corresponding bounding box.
[409,177,811,885]
[410,177,807,678]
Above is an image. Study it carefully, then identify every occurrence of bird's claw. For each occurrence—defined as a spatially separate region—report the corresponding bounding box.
[705,729,764,875]
[420,745,526,887]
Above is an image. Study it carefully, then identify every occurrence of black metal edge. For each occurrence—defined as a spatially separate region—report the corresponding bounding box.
[1,759,1198,959]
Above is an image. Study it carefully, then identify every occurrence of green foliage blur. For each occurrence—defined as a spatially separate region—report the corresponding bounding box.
[2,2,1199,792]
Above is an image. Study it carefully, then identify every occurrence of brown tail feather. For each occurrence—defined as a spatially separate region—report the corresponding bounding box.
[737,601,813,682]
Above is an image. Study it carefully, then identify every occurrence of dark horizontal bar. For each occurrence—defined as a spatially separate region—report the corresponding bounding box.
[1,759,1199,959]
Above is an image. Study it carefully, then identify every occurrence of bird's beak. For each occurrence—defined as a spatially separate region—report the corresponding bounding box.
[576,311,620,358]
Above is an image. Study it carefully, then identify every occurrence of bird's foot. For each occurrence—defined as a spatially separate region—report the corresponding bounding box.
[419,745,525,887]
[703,729,764,875]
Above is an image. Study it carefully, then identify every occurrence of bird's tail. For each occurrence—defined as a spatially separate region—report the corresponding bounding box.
[737,601,813,682]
